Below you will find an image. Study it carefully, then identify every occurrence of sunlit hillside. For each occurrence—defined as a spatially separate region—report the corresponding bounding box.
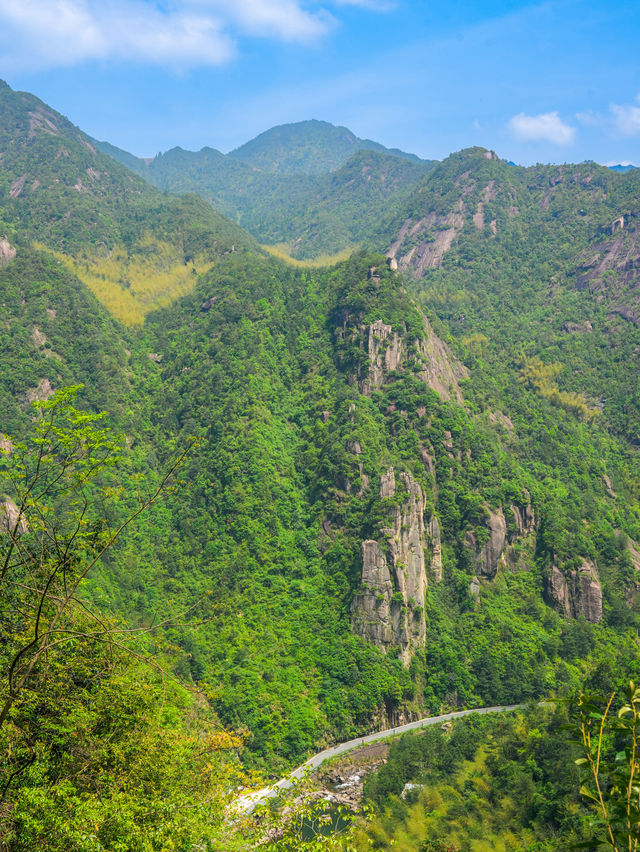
[262,242,355,267]
[39,237,215,325]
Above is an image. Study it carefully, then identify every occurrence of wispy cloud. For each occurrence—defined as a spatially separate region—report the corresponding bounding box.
[507,111,576,145]
[0,0,388,71]
[611,94,640,137]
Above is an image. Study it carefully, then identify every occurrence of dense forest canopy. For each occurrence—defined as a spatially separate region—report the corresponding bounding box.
[1,77,640,849]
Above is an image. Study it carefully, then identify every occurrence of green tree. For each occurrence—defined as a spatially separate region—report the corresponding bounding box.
[0,386,189,797]
[574,682,640,850]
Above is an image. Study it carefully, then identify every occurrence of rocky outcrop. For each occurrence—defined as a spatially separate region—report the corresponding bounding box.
[464,495,536,578]
[563,320,593,334]
[352,540,394,648]
[25,378,54,403]
[0,238,16,267]
[465,509,507,579]
[387,203,465,274]
[1,498,28,535]
[360,320,405,395]
[575,212,640,322]
[546,560,603,623]
[469,576,480,600]
[509,499,535,541]
[547,565,572,618]
[360,317,468,403]
[427,515,443,582]
[417,318,468,404]
[351,468,437,664]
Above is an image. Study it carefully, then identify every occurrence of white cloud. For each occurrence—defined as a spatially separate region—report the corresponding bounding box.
[193,0,334,42]
[0,0,373,71]
[611,94,640,137]
[0,0,236,70]
[508,111,576,145]
[575,110,604,127]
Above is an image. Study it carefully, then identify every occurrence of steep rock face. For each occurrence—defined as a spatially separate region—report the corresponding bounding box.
[417,319,468,404]
[547,565,572,618]
[360,317,467,403]
[546,560,603,623]
[353,540,394,648]
[427,515,443,582]
[509,500,535,540]
[465,509,507,578]
[575,212,640,323]
[0,238,16,267]
[360,320,405,395]
[351,468,437,664]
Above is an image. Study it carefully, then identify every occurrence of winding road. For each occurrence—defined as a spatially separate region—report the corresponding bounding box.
[232,703,523,815]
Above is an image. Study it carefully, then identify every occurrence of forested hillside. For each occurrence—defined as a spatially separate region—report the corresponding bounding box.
[96,135,435,261]
[227,119,422,174]
[1,78,640,849]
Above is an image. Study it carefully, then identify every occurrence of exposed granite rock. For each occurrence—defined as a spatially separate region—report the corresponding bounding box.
[360,320,405,395]
[465,509,507,578]
[573,560,603,623]
[469,576,480,600]
[546,560,602,623]
[379,466,396,499]
[387,203,465,274]
[603,474,617,499]
[9,175,27,199]
[360,316,467,403]
[417,318,468,404]
[0,238,16,267]
[381,471,427,619]
[574,212,640,322]
[201,296,219,311]
[351,540,394,648]
[0,435,12,456]
[351,468,434,664]
[25,378,54,403]
[563,320,593,334]
[627,538,640,573]
[1,498,28,535]
[427,514,443,582]
[32,327,47,347]
[547,565,572,618]
[509,499,535,541]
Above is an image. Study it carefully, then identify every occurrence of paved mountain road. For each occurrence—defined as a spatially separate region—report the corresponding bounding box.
[232,703,523,815]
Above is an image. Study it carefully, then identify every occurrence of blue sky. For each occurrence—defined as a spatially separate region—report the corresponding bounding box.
[1,0,639,166]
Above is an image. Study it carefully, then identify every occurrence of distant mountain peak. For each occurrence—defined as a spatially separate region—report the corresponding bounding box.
[227,119,423,175]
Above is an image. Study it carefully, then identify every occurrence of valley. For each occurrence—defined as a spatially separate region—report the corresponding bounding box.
[1,76,640,850]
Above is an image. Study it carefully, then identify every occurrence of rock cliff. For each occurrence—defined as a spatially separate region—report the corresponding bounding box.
[546,560,603,623]
[464,509,507,579]
[464,497,535,580]
[359,316,467,403]
[0,497,28,535]
[351,468,440,664]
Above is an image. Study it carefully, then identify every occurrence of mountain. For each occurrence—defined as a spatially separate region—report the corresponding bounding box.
[3,81,640,848]
[608,163,638,173]
[95,134,435,261]
[227,118,423,174]
[0,79,253,325]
